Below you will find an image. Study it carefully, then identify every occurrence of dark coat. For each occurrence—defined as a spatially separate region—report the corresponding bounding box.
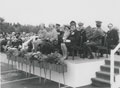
[1,38,7,46]
[68,29,87,46]
[75,29,87,46]
[0,38,8,52]
[67,30,77,46]
[107,29,119,46]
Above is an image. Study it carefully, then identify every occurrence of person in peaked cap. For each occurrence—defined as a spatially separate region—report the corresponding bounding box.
[84,21,105,59]
[89,21,105,40]
[96,21,102,23]
[96,21,102,28]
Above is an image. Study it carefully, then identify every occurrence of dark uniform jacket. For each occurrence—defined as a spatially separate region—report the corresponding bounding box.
[88,28,105,46]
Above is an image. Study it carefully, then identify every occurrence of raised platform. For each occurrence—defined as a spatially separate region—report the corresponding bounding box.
[0,53,106,88]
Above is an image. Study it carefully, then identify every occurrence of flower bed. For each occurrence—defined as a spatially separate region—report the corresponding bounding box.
[6,48,67,73]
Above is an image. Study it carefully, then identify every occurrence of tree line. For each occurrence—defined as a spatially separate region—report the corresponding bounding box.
[0,17,41,34]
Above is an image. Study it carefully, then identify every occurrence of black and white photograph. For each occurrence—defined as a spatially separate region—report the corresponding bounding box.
[0,0,120,88]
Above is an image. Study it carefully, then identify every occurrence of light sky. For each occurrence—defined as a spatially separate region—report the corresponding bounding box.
[0,0,120,30]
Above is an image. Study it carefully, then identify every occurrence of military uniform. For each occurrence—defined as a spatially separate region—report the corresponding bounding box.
[84,21,105,59]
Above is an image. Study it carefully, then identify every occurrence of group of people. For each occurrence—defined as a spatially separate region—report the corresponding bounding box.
[0,20,120,59]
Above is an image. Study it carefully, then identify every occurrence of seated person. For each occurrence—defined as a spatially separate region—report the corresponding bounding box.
[38,39,55,55]
[65,21,78,56]
[76,22,87,58]
[55,24,64,53]
[77,22,87,46]
[27,40,33,52]
[45,24,58,42]
[84,21,105,59]
[0,37,8,52]
[106,23,119,49]
[63,21,84,57]
[11,33,22,50]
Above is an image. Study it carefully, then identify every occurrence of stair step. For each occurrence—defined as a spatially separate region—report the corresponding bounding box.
[91,59,120,87]
[105,59,120,67]
[100,65,120,74]
[96,71,117,80]
[91,77,110,87]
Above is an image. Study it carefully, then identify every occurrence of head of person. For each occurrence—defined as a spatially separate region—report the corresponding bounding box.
[96,21,102,28]
[40,23,45,29]
[22,32,26,36]
[78,22,84,30]
[12,32,16,36]
[49,24,54,28]
[15,32,20,39]
[64,25,70,31]
[108,23,113,30]
[48,24,54,31]
[56,24,61,31]
[70,21,76,31]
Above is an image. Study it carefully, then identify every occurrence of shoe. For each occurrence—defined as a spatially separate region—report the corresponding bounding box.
[99,54,103,57]
[88,55,94,59]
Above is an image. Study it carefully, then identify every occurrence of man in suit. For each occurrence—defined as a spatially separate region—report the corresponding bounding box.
[107,23,119,49]
[77,22,87,46]
[76,22,87,58]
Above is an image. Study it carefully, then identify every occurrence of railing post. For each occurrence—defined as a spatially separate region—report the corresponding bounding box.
[110,50,115,88]
[110,43,120,88]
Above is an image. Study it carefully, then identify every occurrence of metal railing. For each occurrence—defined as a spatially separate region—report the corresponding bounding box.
[110,43,120,88]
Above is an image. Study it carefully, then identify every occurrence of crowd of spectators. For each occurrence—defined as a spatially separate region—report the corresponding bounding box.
[0,20,120,59]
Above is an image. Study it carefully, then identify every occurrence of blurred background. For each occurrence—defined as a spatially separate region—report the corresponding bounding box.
[0,0,120,31]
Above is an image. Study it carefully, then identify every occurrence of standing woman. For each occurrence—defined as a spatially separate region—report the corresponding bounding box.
[61,25,70,60]
[67,21,78,56]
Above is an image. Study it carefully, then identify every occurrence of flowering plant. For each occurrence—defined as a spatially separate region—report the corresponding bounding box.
[45,52,63,64]
[6,47,19,57]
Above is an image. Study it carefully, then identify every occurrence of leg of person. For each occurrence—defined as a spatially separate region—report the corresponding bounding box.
[84,42,94,59]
